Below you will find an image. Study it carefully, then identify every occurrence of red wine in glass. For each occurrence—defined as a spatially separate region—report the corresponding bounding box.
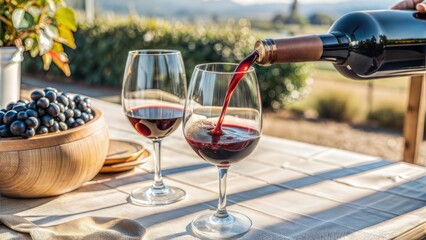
[185,121,260,167]
[183,62,261,239]
[212,51,259,135]
[127,106,183,139]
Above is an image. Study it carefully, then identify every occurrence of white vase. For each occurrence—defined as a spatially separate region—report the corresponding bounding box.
[0,47,24,108]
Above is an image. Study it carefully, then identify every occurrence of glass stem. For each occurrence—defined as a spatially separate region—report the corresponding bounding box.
[151,139,166,193]
[214,167,229,219]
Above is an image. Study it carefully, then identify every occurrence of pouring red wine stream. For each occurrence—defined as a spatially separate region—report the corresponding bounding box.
[211,51,259,135]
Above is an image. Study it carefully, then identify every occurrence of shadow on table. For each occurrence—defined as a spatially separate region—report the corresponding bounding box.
[129,159,425,239]
[0,195,56,215]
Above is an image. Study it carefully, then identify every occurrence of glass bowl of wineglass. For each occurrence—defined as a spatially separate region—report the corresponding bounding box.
[183,63,262,238]
[122,49,187,206]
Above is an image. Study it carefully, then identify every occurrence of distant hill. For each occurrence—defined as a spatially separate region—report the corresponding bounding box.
[73,0,393,20]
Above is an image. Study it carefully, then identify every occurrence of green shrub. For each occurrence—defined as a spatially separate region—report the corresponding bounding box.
[22,17,310,110]
[314,91,360,121]
[367,104,405,130]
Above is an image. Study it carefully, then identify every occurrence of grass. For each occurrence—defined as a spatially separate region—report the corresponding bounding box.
[313,62,409,90]
[287,64,409,125]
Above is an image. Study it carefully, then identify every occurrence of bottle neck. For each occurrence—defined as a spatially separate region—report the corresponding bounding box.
[254,33,349,66]
[319,32,350,63]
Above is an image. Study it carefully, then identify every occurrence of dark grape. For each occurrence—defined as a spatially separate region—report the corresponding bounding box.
[74,109,82,118]
[45,91,57,103]
[65,117,75,127]
[6,102,15,111]
[77,102,88,111]
[41,115,54,127]
[44,87,58,93]
[17,99,29,105]
[57,95,69,107]
[31,90,45,102]
[49,121,60,132]
[22,128,36,139]
[25,117,39,129]
[0,125,11,137]
[64,109,74,118]
[75,118,85,126]
[38,108,46,117]
[0,89,94,139]
[47,103,60,117]
[36,126,49,135]
[59,122,68,131]
[37,97,50,109]
[10,121,26,136]
[57,103,65,113]
[27,101,37,110]
[17,111,29,121]
[84,108,92,114]
[12,104,27,112]
[69,100,76,109]
[56,113,66,122]
[3,110,17,125]
[81,112,90,123]
[71,121,80,128]
[0,111,4,125]
[73,95,83,104]
[61,92,71,99]
[26,109,38,118]
[83,98,91,108]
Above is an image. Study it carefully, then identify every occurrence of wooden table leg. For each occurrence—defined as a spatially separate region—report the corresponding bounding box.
[403,75,425,165]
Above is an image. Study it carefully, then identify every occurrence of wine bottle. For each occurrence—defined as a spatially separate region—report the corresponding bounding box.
[254,10,426,79]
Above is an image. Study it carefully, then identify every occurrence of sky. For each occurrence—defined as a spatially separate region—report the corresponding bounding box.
[231,0,346,5]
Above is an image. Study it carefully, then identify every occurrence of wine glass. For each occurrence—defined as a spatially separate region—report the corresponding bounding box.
[122,50,187,206]
[183,63,262,238]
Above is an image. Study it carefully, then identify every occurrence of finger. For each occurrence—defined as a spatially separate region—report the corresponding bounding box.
[391,0,418,10]
[416,0,426,12]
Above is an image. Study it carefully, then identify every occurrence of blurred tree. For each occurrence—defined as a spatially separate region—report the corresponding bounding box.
[290,0,299,16]
[272,13,286,24]
[284,0,306,25]
[309,13,334,25]
[65,0,85,9]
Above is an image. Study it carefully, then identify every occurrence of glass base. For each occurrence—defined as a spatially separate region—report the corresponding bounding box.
[192,210,252,239]
[130,186,186,206]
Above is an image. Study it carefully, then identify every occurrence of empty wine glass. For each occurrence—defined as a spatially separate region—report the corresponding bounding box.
[183,63,262,238]
[122,50,187,206]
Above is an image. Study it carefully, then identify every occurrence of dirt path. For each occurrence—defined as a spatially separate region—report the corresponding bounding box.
[263,112,426,162]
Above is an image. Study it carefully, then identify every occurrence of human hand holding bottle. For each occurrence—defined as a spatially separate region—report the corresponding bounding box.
[392,0,426,12]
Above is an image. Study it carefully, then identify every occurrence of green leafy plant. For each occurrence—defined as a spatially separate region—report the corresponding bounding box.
[314,90,361,122]
[0,0,77,76]
[367,103,405,130]
[23,17,311,110]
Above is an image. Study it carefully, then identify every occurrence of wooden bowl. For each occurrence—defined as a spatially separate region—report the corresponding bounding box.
[0,108,109,198]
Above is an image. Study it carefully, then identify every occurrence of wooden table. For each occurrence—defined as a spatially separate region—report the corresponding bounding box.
[1,99,426,239]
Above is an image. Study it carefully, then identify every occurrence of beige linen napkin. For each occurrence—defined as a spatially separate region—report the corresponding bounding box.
[0,215,145,240]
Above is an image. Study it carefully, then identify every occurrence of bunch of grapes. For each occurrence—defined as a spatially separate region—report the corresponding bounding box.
[0,88,94,139]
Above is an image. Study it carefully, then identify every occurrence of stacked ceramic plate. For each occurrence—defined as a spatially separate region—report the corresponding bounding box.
[101,139,150,173]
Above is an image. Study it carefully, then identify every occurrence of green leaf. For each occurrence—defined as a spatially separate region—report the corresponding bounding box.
[49,50,71,76]
[46,0,56,16]
[57,25,76,49]
[42,53,52,71]
[55,7,76,32]
[38,29,53,55]
[45,25,58,39]
[12,9,34,30]
[30,36,39,57]
[35,0,46,5]
[27,6,41,23]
